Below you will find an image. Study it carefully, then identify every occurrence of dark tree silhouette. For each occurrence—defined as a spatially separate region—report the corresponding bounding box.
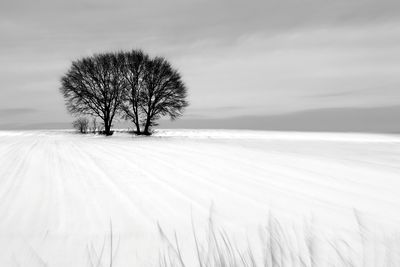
[61,50,188,136]
[140,56,188,135]
[60,53,126,136]
[72,117,89,134]
[91,117,98,133]
[119,50,149,134]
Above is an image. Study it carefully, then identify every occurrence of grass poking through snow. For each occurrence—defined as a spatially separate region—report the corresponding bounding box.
[156,210,400,267]
[67,210,400,266]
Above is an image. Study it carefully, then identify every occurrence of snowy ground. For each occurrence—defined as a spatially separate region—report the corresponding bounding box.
[0,129,399,266]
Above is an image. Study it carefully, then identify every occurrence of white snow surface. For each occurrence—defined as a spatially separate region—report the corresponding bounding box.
[0,129,399,266]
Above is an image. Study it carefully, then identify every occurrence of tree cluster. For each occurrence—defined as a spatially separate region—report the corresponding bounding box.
[72,117,89,134]
[60,50,188,136]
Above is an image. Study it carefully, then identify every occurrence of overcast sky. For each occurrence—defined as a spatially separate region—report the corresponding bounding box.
[0,0,399,131]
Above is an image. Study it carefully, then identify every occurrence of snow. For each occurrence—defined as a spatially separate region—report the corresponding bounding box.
[0,129,399,266]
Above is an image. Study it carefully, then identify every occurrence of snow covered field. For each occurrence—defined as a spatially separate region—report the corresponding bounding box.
[0,129,399,266]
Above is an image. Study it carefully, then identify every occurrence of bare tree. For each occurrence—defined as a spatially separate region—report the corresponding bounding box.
[60,53,126,136]
[91,117,97,133]
[61,50,188,136]
[140,56,188,135]
[119,50,149,134]
[72,117,89,134]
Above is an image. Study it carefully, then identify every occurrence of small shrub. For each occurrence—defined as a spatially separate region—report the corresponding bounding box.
[72,117,89,134]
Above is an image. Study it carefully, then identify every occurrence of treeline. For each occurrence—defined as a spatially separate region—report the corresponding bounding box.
[60,50,188,136]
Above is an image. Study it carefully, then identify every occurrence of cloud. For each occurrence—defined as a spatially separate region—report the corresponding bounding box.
[161,105,400,134]
[0,0,399,130]
[2,0,400,52]
[0,108,37,117]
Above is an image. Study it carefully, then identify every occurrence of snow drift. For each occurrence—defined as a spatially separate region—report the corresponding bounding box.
[0,129,399,266]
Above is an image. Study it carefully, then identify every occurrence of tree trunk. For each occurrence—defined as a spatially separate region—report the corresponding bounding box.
[104,122,112,136]
[135,123,141,134]
[134,108,141,134]
[143,116,151,135]
[103,113,112,136]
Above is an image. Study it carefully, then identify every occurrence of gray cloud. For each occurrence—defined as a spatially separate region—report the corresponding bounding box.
[0,122,71,130]
[2,0,400,55]
[0,0,399,130]
[0,108,37,117]
[161,105,400,134]
[309,89,364,98]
